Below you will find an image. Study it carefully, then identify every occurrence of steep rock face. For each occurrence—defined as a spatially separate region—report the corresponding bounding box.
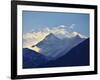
[34,33,86,59]
[38,38,90,68]
[23,38,89,68]
[35,33,64,58]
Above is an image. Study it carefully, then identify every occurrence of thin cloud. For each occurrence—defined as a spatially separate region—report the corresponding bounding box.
[69,24,75,29]
[23,24,86,48]
[58,25,67,28]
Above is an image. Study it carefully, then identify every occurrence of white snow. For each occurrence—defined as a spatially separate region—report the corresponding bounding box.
[33,32,86,59]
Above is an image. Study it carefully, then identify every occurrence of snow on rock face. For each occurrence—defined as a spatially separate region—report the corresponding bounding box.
[35,33,64,58]
[72,32,87,38]
[23,25,88,48]
[32,32,86,59]
[23,25,88,59]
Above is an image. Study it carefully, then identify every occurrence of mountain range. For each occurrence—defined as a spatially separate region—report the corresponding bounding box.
[39,38,90,67]
[32,32,86,59]
[23,38,89,68]
[23,31,90,68]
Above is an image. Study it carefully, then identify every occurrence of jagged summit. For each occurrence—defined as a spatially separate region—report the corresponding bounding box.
[31,31,86,59]
[44,33,60,40]
[72,32,87,38]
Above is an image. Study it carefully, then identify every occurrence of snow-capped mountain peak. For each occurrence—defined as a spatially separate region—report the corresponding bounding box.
[31,32,86,59]
[51,30,87,39]
[36,33,61,47]
[72,32,87,38]
[44,33,60,40]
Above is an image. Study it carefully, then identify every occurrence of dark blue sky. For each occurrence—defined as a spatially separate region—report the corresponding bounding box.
[22,11,90,36]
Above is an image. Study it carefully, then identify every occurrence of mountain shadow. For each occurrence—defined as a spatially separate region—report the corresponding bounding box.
[23,48,47,68]
[23,38,89,68]
[38,38,90,68]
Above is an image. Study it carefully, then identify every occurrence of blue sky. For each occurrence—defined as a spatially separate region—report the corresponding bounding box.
[22,11,90,37]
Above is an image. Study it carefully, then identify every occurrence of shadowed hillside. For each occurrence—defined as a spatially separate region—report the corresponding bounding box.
[39,38,90,67]
[23,38,89,68]
[23,48,47,68]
